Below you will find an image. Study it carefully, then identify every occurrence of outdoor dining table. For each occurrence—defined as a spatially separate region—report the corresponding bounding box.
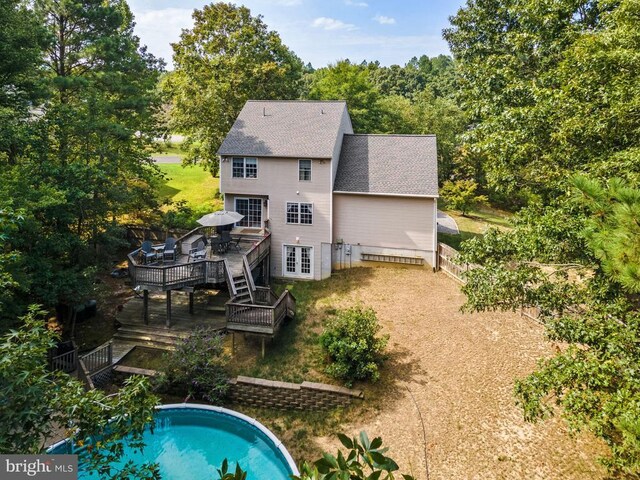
[210,236,231,254]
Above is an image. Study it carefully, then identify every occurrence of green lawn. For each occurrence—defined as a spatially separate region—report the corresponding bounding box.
[156,163,222,210]
[439,205,512,250]
[153,143,186,156]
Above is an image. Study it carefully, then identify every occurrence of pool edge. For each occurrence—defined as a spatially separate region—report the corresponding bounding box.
[47,403,300,477]
[160,403,300,476]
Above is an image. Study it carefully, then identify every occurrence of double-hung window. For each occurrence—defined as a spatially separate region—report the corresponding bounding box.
[232,157,257,178]
[235,198,262,227]
[286,202,313,225]
[298,159,311,181]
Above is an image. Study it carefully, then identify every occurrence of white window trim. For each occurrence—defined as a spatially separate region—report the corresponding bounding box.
[298,159,312,182]
[286,201,313,225]
[282,244,314,279]
[234,197,263,228]
[231,157,258,179]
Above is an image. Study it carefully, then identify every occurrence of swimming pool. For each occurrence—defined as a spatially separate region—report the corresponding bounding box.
[48,404,298,479]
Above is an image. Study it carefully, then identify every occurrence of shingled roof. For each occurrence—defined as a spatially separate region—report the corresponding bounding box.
[333,134,438,196]
[218,100,350,158]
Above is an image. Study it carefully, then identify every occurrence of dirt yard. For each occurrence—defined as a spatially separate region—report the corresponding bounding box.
[279,266,606,480]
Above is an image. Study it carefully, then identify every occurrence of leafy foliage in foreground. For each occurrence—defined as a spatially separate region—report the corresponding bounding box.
[0,309,160,479]
[293,431,414,480]
[319,306,388,386]
[156,327,229,404]
[458,177,640,477]
[219,432,414,480]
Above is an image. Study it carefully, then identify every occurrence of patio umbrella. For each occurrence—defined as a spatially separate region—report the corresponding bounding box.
[197,210,244,227]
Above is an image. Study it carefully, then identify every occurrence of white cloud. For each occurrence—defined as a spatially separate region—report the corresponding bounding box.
[311,17,357,31]
[132,8,194,65]
[373,14,396,25]
[345,0,368,6]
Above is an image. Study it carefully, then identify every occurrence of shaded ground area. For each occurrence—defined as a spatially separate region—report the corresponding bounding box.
[234,267,606,479]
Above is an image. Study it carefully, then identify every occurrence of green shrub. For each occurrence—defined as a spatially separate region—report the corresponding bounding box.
[156,328,229,403]
[319,306,388,385]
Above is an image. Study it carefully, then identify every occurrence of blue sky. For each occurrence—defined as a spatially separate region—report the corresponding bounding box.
[128,0,464,68]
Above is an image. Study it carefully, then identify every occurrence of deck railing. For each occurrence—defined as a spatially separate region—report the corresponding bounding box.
[226,290,295,332]
[128,255,226,290]
[243,256,256,304]
[245,232,271,268]
[80,342,112,377]
[127,230,271,291]
[49,342,78,374]
[254,286,277,305]
[223,258,237,297]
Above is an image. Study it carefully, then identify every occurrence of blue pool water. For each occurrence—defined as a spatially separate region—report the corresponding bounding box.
[49,406,296,480]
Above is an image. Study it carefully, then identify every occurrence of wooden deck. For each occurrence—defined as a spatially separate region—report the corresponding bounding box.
[121,228,295,354]
[112,290,228,360]
[127,230,270,291]
[116,290,228,331]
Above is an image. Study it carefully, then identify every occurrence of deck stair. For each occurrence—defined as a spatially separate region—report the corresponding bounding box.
[113,324,191,350]
[231,273,254,304]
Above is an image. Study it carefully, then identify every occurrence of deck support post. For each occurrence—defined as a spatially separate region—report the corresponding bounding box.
[188,292,194,314]
[231,332,235,354]
[261,337,265,358]
[166,290,172,328]
[143,290,149,325]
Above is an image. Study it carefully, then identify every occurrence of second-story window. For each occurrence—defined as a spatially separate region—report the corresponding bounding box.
[232,157,257,178]
[286,202,313,225]
[299,159,311,181]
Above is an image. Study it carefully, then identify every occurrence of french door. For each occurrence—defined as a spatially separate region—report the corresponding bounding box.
[283,245,313,278]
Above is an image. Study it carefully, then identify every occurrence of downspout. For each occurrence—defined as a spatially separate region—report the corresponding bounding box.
[432,198,438,271]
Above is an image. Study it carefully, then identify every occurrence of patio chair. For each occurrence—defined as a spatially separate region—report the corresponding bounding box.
[163,237,177,262]
[140,241,157,264]
[222,231,241,252]
[188,240,207,262]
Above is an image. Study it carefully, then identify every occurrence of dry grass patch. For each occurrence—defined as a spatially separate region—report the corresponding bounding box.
[229,266,607,479]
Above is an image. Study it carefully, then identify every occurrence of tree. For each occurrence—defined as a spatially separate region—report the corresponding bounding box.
[440,179,487,216]
[457,177,640,476]
[165,2,303,175]
[0,309,160,479]
[0,0,163,327]
[444,0,639,205]
[156,327,229,403]
[412,89,467,183]
[307,60,382,133]
[0,0,46,165]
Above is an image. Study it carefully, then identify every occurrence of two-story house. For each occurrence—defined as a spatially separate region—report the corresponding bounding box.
[218,100,438,281]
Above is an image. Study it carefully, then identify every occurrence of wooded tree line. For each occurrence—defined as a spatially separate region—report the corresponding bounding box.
[0,0,163,329]
[445,0,640,476]
[163,2,465,181]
